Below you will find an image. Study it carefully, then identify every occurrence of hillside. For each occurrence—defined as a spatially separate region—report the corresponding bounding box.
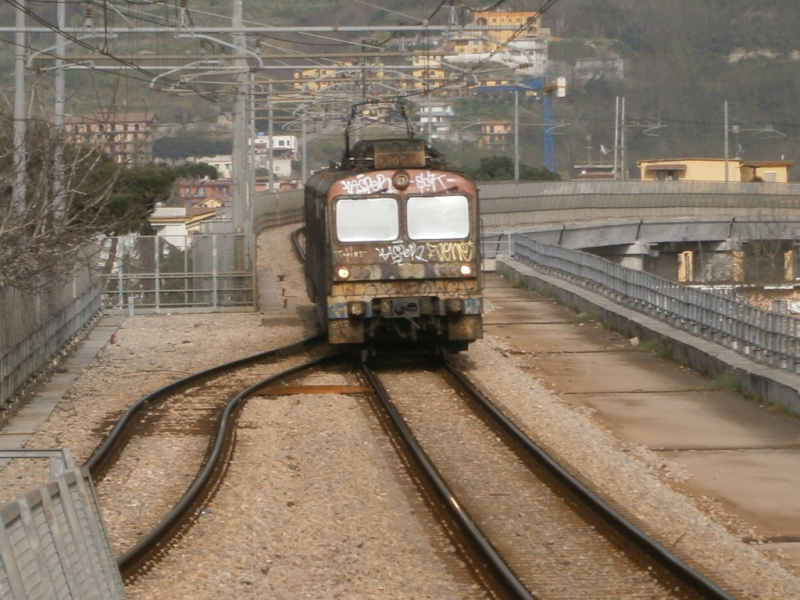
[545,0,800,177]
[1,0,799,177]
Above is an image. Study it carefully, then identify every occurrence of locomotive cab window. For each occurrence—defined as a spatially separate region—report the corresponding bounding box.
[335,197,399,242]
[407,195,470,240]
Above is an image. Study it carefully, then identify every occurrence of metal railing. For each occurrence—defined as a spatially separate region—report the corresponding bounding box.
[0,449,126,599]
[0,272,101,410]
[512,234,800,373]
[99,233,255,313]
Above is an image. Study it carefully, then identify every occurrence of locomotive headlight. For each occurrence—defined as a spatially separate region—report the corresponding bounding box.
[337,267,350,279]
[459,264,473,276]
[392,170,410,190]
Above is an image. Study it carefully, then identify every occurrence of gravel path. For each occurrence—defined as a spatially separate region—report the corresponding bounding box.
[1,222,799,598]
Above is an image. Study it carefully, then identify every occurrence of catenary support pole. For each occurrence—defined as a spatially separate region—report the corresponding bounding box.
[12,0,27,213]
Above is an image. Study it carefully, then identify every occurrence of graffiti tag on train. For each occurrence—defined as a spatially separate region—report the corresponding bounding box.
[335,279,475,297]
[340,173,395,195]
[375,242,427,265]
[337,170,454,196]
[415,171,449,193]
[426,241,474,262]
[375,240,475,265]
[334,248,368,259]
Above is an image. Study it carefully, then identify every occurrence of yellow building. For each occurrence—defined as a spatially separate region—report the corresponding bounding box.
[638,158,793,182]
[293,62,356,92]
[443,10,549,70]
[479,120,512,148]
[410,57,449,89]
[472,10,544,52]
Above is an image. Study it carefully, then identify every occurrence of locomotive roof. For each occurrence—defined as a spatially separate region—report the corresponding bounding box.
[344,137,446,171]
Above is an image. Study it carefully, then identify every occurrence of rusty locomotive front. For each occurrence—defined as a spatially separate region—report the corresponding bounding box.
[303,136,483,352]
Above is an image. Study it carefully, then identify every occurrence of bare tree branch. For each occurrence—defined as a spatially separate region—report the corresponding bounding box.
[0,113,141,293]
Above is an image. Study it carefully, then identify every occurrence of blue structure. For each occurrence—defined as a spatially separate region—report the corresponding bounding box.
[475,77,555,172]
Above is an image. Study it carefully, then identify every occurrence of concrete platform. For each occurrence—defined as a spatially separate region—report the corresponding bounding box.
[0,315,123,464]
[484,272,800,575]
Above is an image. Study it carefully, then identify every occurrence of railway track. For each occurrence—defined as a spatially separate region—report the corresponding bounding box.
[359,352,736,600]
[93,331,737,597]
[86,335,338,578]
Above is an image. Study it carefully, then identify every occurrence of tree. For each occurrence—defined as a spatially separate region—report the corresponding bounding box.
[470,156,561,181]
[152,135,232,161]
[0,115,177,291]
[173,162,219,180]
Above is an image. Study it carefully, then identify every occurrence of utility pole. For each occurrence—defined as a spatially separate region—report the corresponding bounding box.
[53,0,66,218]
[268,84,274,193]
[724,100,729,183]
[427,91,433,141]
[514,88,519,181]
[12,0,27,213]
[613,96,620,180]
[620,96,626,180]
[301,113,307,183]
[231,0,247,235]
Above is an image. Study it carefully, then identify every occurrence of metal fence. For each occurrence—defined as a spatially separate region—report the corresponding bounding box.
[99,234,254,313]
[0,449,126,599]
[0,269,101,410]
[512,234,800,373]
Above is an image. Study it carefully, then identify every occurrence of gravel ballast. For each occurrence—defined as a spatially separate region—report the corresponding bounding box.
[1,223,799,598]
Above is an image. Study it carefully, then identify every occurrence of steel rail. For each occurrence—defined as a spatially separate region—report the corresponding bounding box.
[86,334,325,475]
[116,350,344,575]
[359,358,535,600]
[291,226,306,264]
[442,354,738,600]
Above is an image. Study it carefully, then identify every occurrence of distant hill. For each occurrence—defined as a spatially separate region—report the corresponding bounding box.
[545,0,800,177]
[1,0,798,177]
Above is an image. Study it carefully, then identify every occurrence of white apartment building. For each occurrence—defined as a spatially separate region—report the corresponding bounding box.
[416,102,455,141]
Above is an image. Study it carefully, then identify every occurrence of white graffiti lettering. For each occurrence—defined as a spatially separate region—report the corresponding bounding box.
[415,171,449,193]
[375,242,428,265]
[426,241,475,262]
[341,173,396,195]
[334,248,368,259]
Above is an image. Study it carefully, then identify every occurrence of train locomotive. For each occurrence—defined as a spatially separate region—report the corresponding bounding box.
[303,134,483,353]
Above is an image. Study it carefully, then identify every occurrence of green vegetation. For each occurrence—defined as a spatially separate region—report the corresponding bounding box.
[153,136,233,162]
[172,162,219,180]
[103,164,177,235]
[466,156,560,182]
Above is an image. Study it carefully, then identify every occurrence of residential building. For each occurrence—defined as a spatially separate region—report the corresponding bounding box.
[444,10,549,73]
[251,134,297,160]
[178,179,232,208]
[185,155,233,178]
[293,62,357,92]
[479,120,513,148]
[64,112,157,165]
[638,158,794,182]
[251,134,298,178]
[415,101,454,140]
[148,205,219,248]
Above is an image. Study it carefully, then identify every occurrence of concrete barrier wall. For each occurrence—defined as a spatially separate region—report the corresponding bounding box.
[252,189,303,233]
[478,180,800,228]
